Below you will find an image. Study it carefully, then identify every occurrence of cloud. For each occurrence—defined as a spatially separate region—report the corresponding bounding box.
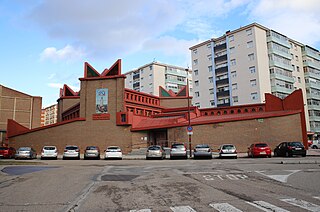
[40,45,85,62]
[48,83,79,91]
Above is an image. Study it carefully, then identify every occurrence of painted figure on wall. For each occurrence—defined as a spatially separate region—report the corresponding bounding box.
[96,89,108,113]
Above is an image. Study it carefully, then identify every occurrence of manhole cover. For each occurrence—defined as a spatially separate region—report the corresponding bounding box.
[101,174,139,181]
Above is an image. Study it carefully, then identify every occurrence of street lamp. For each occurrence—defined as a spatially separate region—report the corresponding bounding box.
[186,70,192,158]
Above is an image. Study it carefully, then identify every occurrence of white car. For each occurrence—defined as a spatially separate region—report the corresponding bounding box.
[104,146,122,160]
[63,145,80,160]
[218,144,237,159]
[311,140,320,149]
[41,146,58,160]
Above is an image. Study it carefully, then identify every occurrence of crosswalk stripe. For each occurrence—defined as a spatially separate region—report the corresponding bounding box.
[209,203,243,212]
[129,209,151,212]
[246,201,289,212]
[170,206,196,212]
[281,198,320,211]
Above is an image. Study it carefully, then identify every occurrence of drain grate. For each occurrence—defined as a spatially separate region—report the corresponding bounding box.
[101,174,139,181]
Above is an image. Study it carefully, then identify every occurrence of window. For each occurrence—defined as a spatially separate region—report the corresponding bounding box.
[210,100,215,106]
[229,35,234,42]
[295,55,299,61]
[195,92,200,97]
[248,53,255,61]
[193,59,198,65]
[251,92,258,100]
[194,102,200,107]
[208,66,213,72]
[149,65,153,70]
[141,77,144,80]
[233,96,239,103]
[207,54,212,61]
[246,28,252,36]
[194,70,198,76]
[195,80,199,86]
[291,54,294,59]
[249,66,256,73]
[250,79,257,87]
[231,59,236,66]
[231,71,237,78]
[247,41,253,48]
[193,49,198,54]
[230,47,235,54]
[149,74,152,79]
[298,77,301,83]
[209,88,214,95]
[297,66,300,72]
[209,77,213,83]
[232,83,238,90]
[207,43,211,49]
[292,65,295,71]
[149,83,153,88]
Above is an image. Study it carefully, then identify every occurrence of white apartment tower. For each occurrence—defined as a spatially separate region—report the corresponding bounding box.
[125,62,192,97]
[190,23,320,133]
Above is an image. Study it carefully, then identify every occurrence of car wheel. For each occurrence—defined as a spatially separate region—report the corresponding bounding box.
[63,157,66,160]
[312,145,318,149]
[55,157,58,160]
[274,152,277,157]
[302,154,306,157]
[234,156,238,159]
[267,155,271,158]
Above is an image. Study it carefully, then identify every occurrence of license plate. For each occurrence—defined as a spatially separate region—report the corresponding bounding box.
[295,148,302,150]
[260,151,266,154]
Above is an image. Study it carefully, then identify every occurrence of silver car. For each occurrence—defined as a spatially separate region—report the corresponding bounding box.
[146,145,166,160]
[63,145,80,160]
[219,144,237,159]
[84,146,100,160]
[193,144,212,159]
[170,143,187,159]
[41,146,58,160]
[15,147,37,159]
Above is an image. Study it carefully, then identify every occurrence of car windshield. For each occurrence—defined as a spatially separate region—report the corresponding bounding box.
[66,146,78,150]
[288,142,304,147]
[148,146,161,150]
[196,144,209,148]
[0,147,8,150]
[172,144,185,149]
[44,147,56,150]
[86,146,98,150]
[255,143,268,147]
[19,147,31,151]
[222,145,235,150]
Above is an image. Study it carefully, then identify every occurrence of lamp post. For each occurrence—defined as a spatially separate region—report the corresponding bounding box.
[186,70,192,158]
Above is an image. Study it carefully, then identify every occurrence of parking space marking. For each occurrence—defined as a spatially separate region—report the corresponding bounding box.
[129,209,151,212]
[246,201,289,212]
[209,203,243,212]
[281,198,320,211]
[203,174,248,181]
[170,206,196,212]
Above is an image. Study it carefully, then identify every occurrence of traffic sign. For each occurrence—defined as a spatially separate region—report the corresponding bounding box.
[187,126,193,132]
[187,131,193,135]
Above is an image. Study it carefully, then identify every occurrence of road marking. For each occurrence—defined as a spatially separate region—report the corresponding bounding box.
[203,174,248,181]
[255,170,300,183]
[170,206,196,212]
[314,196,320,200]
[281,198,320,211]
[246,201,289,212]
[129,209,151,212]
[209,203,243,212]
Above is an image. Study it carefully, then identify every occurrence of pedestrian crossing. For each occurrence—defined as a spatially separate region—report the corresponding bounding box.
[129,196,320,212]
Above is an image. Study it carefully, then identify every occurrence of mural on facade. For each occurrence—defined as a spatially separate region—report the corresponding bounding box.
[96,88,108,113]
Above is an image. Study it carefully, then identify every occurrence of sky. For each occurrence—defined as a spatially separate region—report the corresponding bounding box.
[1,0,320,107]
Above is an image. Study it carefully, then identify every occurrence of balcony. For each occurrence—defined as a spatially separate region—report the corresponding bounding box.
[304,71,320,81]
[269,60,293,71]
[305,82,320,89]
[268,48,292,60]
[267,36,291,48]
[217,102,230,107]
[271,86,294,94]
[307,104,320,110]
[214,43,227,52]
[304,61,320,70]
[217,90,230,97]
[216,78,229,86]
[270,73,295,83]
[307,93,320,101]
[165,78,186,85]
[309,115,320,122]
[214,54,228,63]
[165,69,188,77]
[215,66,228,75]
[310,126,320,133]
[303,48,320,61]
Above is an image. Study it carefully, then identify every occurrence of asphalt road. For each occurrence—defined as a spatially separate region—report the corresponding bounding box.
[0,157,320,212]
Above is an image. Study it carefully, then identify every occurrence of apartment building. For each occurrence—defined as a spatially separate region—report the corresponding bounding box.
[190,22,320,133]
[41,104,58,126]
[125,62,192,97]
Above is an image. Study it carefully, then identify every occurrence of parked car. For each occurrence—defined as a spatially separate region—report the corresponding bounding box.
[146,145,166,160]
[170,143,187,159]
[63,145,80,160]
[310,140,320,149]
[274,141,306,157]
[193,144,212,159]
[104,146,122,160]
[41,146,58,160]
[0,147,16,159]
[247,143,272,158]
[15,147,37,159]
[84,146,100,160]
[218,144,237,159]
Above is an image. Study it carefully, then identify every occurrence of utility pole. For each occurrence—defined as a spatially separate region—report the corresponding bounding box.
[186,70,192,158]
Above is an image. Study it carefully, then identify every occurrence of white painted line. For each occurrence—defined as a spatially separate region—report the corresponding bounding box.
[314,196,320,200]
[209,203,243,212]
[170,206,196,212]
[129,209,151,212]
[246,201,289,212]
[281,198,320,211]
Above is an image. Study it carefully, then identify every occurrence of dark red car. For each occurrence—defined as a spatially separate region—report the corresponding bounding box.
[0,147,16,159]
[247,143,272,158]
